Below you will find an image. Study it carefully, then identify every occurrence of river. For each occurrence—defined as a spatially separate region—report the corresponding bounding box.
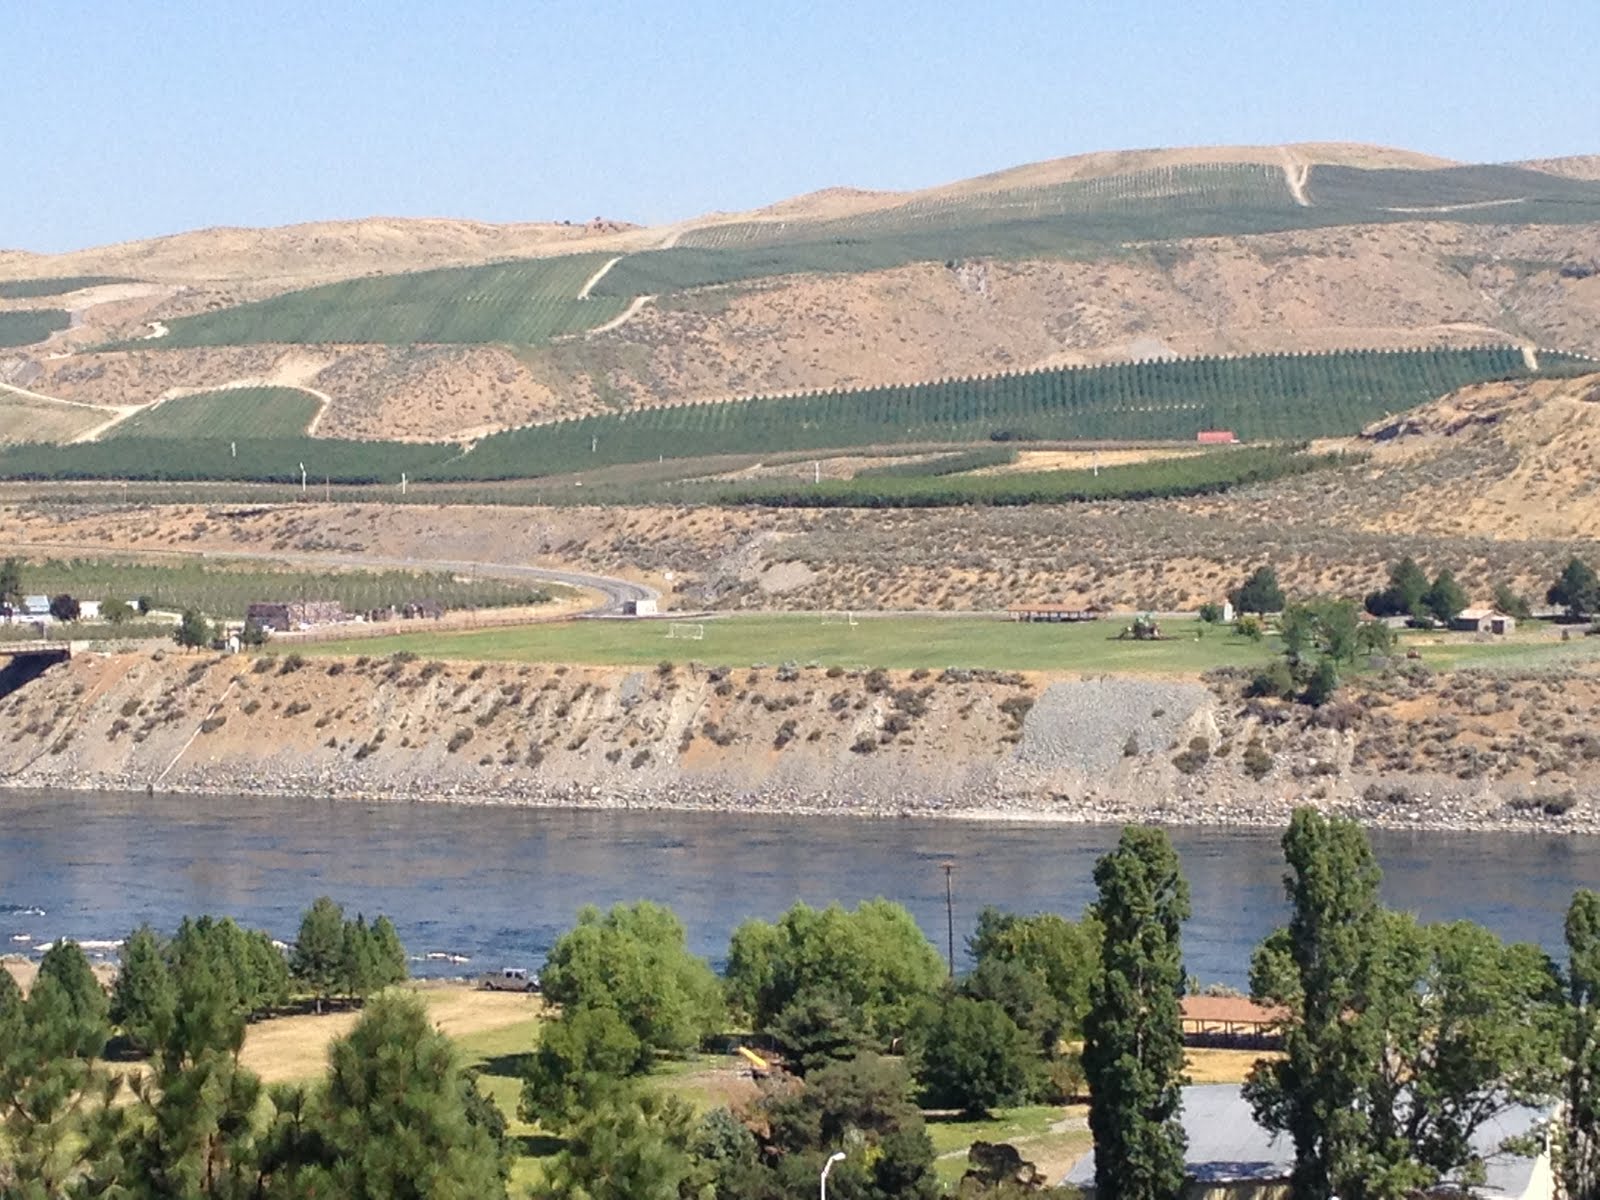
[1,790,1595,986]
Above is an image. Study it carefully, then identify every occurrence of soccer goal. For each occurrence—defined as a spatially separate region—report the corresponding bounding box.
[820,611,859,627]
[665,622,705,641]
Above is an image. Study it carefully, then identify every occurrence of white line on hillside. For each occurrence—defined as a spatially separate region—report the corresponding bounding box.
[577,255,623,299]
[1385,197,1528,214]
[586,293,655,336]
[1278,146,1311,207]
[156,675,240,787]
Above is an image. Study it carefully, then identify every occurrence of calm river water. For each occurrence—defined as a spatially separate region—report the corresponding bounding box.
[1,790,1596,986]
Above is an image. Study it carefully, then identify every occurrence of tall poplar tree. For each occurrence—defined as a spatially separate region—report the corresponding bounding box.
[1567,890,1600,1200]
[1083,826,1191,1200]
[1245,807,1384,1200]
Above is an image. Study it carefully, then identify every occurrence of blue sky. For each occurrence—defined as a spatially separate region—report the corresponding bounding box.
[7,1,1597,253]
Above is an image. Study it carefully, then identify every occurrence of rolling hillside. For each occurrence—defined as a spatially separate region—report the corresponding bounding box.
[2,143,1597,444]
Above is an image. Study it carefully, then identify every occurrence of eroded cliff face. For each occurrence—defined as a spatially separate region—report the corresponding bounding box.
[2,649,1596,831]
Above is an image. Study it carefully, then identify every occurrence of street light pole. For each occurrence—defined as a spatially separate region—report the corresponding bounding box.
[820,1151,845,1200]
[941,860,956,978]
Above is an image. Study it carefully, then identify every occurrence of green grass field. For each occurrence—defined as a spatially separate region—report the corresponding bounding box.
[150,253,629,348]
[0,309,70,348]
[296,612,1600,676]
[302,614,1280,673]
[103,387,322,439]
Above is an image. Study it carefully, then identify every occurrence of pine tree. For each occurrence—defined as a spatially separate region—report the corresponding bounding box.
[292,991,504,1198]
[111,924,177,1053]
[371,916,408,989]
[38,938,110,1030]
[121,953,262,1198]
[0,973,124,1194]
[1083,826,1191,1200]
[292,896,347,1013]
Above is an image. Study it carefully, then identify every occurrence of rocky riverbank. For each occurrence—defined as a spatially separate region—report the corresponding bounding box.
[3,648,1598,835]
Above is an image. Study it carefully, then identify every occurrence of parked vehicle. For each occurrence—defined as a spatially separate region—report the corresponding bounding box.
[481,967,540,992]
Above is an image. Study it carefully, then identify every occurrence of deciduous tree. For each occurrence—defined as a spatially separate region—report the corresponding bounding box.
[913,994,1036,1117]
[1230,564,1285,615]
[1083,826,1190,1200]
[543,901,723,1058]
[1423,569,1469,625]
[1565,889,1600,1200]
[1550,557,1600,620]
[173,607,211,650]
[725,899,944,1052]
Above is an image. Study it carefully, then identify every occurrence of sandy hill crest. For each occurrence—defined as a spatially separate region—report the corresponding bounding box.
[2,142,1549,285]
[2,216,649,287]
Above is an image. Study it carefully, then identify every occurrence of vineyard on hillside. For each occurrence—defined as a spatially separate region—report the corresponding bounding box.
[147,254,629,348]
[714,445,1346,507]
[15,558,550,615]
[0,309,70,348]
[677,164,1298,251]
[103,387,322,439]
[0,346,1585,488]
[0,276,130,299]
[0,437,457,484]
[1309,164,1600,216]
[0,393,107,445]
[434,346,1565,479]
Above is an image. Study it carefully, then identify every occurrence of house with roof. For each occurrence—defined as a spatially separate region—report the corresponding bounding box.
[1065,1084,1553,1200]
[1453,607,1516,635]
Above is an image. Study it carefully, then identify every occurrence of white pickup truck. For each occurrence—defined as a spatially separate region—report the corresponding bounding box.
[481,967,541,993]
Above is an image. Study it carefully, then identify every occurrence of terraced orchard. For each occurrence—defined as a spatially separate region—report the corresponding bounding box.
[0,309,70,348]
[150,253,629,347]
[103,387,322,439]
[439,346,1572,478]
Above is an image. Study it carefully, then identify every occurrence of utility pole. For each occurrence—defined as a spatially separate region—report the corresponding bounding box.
[941,860,956,978]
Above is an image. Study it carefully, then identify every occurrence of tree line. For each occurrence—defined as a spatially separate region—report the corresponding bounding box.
[0,896,509,1198]
[11,833,1600,1199]
[512,816,1600,1200]
[1218,552,1600,708]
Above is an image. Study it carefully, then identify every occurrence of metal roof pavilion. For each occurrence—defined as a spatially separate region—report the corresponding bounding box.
[1065,1085,1547,1198]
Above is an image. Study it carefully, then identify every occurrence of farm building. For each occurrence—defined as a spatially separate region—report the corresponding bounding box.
[245,600,348,632]
[1453,608,1516,635]
[1196,429,1239,444]
[1065,1085,1553,1200]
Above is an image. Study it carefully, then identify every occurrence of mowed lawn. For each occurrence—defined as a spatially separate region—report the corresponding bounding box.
[303,612,1600,676]
[304,614,1282,674]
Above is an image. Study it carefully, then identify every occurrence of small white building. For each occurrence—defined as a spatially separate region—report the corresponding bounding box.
[1454,607,1516,635]
[623,598,658,617]
[77,600,101,622]
[21,596,51,623]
